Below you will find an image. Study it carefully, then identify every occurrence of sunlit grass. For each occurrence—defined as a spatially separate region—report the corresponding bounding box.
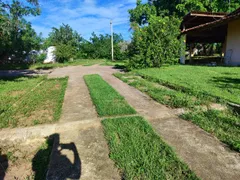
[84,74,136,117]
[102,116,199,180]
[0,76,68,128]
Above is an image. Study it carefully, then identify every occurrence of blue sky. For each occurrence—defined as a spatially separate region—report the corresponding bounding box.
[27,0,147,40]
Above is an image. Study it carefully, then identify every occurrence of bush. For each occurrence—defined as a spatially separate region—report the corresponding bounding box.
[127,16,181,70]
[55,43,76,63]
[36,53,47,63]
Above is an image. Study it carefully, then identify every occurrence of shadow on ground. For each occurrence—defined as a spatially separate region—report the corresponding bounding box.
[35,134,81,180]
[0,153,8,180]
[210,76,240,90]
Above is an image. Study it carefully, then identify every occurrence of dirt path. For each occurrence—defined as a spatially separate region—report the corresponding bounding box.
[102,74,240,180]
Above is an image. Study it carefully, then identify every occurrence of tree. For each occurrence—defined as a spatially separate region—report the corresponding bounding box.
[48,24,82,47]
[46,24,82,62]
[78,33,126,60]
[0,0,41,62]
[129,0,240,24]
[128,16,181,69]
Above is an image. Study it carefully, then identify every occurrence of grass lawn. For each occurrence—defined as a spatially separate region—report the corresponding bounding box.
[0,59,127,70]
[29,59,105,70]
[102,116,199,180]
[115,73,211,108]
[0,76,67,128]
[181,109,240,152]
[135,65,240,104]
[84,74,136,116]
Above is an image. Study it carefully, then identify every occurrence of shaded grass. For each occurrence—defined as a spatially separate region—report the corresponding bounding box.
[115,73,211,108]
[102,116,199,180]
[0,76,68,128]
[32,136,54,180]
[181,109,240,152]
[84,74,136,117]
[135,65,240,104]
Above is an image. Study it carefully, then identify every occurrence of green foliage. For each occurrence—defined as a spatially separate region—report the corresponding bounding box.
[78,33,126,60]
[128,0,240,69]
[0,0,41,62]
[131,0,240,22]
[181,109,240,152]
[55,43,76,63]
[48,24,82,47]
[102,116,199,179]
[84,74,136,116]
[127,16,181,69]
[36,53,47,63]
[45,24,82,62]
[176,0,240,15]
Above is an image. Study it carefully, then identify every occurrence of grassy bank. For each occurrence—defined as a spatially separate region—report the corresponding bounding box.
[84,74,136,116]
[0,76,68,128]
[115,73,211,108]
[181,109,240,152]
[115,66,240,152]
[102,116,199,179]
[135,65,240,104]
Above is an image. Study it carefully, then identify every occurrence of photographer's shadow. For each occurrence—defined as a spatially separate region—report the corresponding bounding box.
[33,134,81,180]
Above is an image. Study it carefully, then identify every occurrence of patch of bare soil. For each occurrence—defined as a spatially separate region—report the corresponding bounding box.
[9,90,26,97]
[15,106,54,127]
[0,140,44,180]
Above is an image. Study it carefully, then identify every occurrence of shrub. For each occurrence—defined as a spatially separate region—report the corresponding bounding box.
[36,53,47,63]
[55,43,76,63]
[127,16,181,70]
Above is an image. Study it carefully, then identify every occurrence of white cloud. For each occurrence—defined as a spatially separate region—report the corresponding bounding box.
[27,0,136,40]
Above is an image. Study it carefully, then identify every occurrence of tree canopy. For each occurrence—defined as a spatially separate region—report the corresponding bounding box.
[0,0,41,62]
[129,0,240,26]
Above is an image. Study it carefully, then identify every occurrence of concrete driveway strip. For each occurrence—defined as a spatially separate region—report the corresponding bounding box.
[46,65,121,179]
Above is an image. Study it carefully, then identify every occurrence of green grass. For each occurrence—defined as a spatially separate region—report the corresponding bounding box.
[115,73,211,108]
[0,76,68,128]
[181,109,240,152]
[0,59,126,70]
[29,59,105,70]
[102,116,199,180]
[135,65,240,104]
[84,74,136,117]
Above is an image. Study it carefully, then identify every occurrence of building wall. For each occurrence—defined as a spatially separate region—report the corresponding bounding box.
[225,18,240,66]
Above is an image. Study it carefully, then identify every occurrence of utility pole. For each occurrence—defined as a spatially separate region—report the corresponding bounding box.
[110,20,114,61]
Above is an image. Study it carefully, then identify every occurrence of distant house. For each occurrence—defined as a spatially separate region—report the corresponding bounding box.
[180,8,240,66]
